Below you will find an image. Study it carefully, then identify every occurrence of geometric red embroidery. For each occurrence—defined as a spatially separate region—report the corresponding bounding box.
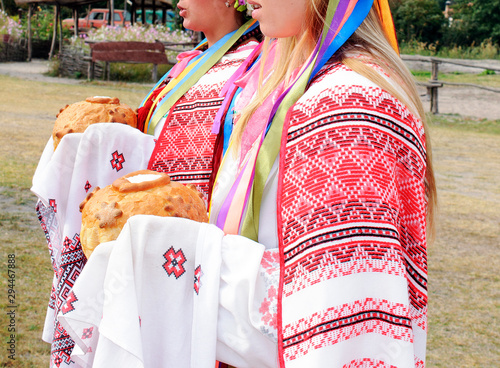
[259,285,278,330]
[63,236,72,249]
[49,198,57,213]
[61,290,78,315]
[194,265,202,294]
[162,246,186,279]
[84,180,92,193]
[53,355,63,366]
[110,150,125,171]
[81,327,93,339]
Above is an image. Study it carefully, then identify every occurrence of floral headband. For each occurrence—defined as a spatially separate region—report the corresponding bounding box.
[229,0,247,12]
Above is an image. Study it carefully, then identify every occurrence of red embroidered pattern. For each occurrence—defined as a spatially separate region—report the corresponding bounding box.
[278,67,428,365]
[344,358,397,368]
[61,291,78,315]
[110,150,126,171]
[194,265,202,294]
[148,45,256,200]
[163,246,187,279]
[84,180,92,193]
[49,198,57,212]
[81,327,93,340]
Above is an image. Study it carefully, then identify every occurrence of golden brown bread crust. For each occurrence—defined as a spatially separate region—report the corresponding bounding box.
[52,96,137,150]
[79,170,208,259]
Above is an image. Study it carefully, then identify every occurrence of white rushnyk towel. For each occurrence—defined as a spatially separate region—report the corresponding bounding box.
[58,215,225,368]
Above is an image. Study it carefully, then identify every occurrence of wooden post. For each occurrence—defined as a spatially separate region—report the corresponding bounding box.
[49,5,58,60]
[141,0,145,26]
[152,0,157,24]
[431,59,440,81]
[123,0,127,26]
[110,0,115,27]
[73,8,78,38]
[429,86,438,114]
[152,64,158,82]
[88,61,95,80]
[58,4,63,53]
[27,4,32,61]
[131,2,136,24]
[430,59,441,114]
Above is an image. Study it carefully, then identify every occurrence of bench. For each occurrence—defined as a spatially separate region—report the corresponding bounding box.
[417,80,443,114]
[86,41,170,82]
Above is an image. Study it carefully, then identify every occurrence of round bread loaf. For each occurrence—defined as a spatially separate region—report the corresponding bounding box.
[79,170,208,258]
[52,96,137,150]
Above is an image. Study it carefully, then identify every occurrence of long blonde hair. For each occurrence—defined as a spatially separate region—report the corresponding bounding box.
[234,1,437,234]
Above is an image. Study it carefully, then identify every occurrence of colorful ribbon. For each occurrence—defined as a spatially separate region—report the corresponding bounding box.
[239,0,376,241]
[140,19,260,135]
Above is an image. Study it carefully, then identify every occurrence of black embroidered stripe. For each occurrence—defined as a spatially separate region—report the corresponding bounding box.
[175,98,224,112]
[284,225,400,263]
[283,310,412,349]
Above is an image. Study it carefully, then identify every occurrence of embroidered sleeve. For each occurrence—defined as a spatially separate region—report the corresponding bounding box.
[279,73,428,367]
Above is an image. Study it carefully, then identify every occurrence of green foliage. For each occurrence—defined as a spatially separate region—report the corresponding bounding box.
[391,0,446,44]
[170,0,184,30]
[1,0,18,16]
[411,70,432,78]
[400,38,500,59]
[431,114,500,135]
[20,6,72,41]
[109,63,173,83]
[478,69,496,76]
[446,0,500,46]
[391,0,500,50]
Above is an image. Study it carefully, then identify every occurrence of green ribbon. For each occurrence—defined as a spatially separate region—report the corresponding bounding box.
[240,2,341,242]
[240,61,316,241]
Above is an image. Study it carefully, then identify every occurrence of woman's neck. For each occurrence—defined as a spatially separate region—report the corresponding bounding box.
[205,18,244,47]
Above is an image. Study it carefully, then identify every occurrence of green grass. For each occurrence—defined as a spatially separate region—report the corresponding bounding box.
[400,40,500,60]
[0,74,151,367]
[428,113,500,135]
[109,63,174,83]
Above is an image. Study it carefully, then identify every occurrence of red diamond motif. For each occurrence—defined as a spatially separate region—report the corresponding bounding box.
[84,181,92,193]
[110,150,125,171]
[163,246,186,279]
[81,327,93,339]
[194,265,202,294]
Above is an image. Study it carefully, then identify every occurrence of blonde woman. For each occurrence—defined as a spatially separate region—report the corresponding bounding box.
[210,0,436,365]
[56,0,436,367]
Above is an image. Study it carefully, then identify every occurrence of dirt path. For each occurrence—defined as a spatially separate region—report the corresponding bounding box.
[403,55,500,121]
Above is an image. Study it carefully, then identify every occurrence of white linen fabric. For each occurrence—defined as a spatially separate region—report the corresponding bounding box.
[32,123,155,354]
[57,215,279,368]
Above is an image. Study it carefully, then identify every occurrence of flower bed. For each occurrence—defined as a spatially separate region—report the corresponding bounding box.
[0,9,25,62]
[57,24,195,80]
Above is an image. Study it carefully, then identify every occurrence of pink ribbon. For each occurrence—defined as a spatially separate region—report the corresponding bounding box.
[169,50,203,78]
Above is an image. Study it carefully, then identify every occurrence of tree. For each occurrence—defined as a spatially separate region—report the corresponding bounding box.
[391,0,447,45]
[448,0,500,46]
[2,0,18,15]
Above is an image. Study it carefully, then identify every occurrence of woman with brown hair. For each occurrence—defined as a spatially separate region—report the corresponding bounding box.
[32,2,260,367]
